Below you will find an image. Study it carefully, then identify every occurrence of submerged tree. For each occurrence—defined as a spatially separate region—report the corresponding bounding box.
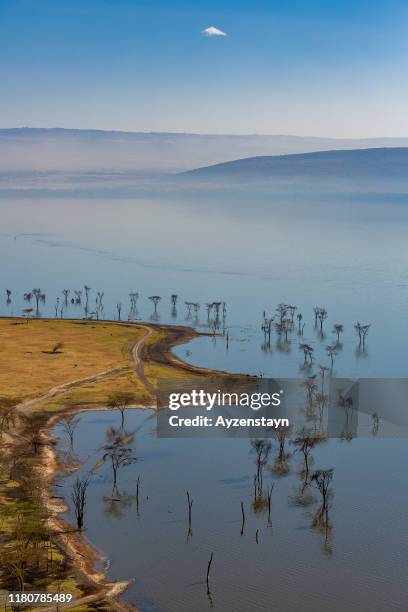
[355,322,371,349]
[60,415,80,448]
[326,344,337,370]
[32,288,43,315]
[71,476,90,530]
[103,444,136,490]
[317,308,328,331]
[251,439,272,497]
[149,295,162,313]
[333,324,344,344]
[299,343,314,366]
[311,468,334,529]
[108,391,135,428]
[293,431,316,487]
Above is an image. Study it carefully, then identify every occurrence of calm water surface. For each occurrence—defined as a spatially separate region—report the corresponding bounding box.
[1,194,408,377]
[53,409,408,612]
[3,192,407,610]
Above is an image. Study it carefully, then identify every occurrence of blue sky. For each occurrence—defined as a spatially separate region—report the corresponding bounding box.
[1,0,408,136]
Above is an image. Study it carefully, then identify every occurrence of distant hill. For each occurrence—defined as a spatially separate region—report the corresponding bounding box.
[181,148,408,190]
[2,128,408,174]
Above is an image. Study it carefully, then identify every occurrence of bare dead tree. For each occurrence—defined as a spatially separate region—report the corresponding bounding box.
[62,289,70,305]
[317,308,328,331]
[355,322,371,349]
[32,288,43,314]
[299,343,314,365]
[103,445,136,490]
[333,324,344,343]
[61,415,80,448]
[251,439,272,496]
[267,484,274,525]
[311,468,334,528]
[149,295,162,313]
[326,344,337,370]
[84,285,91,304]
[71,476,90,530]
[276,303,288,325]
[186,490,193,538]
[108,391,135,428]
[206,552,214,595]
[136,475,141,515]
[240,501,245,535]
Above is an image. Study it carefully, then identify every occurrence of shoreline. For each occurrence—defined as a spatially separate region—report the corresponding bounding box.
[2,317,250,611]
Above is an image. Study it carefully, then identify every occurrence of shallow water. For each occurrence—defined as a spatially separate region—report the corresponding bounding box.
[1,193,408,378]
[5,190,406,610]
[54,409,408,612]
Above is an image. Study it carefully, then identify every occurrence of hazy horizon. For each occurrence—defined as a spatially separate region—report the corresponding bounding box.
[3,126,408,139]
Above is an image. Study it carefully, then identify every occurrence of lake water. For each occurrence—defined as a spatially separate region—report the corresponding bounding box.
[1,192,408,378]
[53,409,408,612]
[4,190,408,610]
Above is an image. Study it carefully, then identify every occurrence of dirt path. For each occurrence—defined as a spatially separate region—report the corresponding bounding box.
[130,324,156,397]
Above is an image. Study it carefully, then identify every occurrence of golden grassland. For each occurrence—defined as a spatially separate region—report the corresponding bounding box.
[0,318,145,402]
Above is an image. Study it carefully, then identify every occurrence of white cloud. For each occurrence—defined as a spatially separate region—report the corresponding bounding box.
[201,26,227,37]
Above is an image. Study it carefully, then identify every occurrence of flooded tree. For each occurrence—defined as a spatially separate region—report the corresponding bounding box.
[272,426,291,475]
[60,415,80,449]
[355,322,371,349]
[326,344,337,370]
[267,484,274,525]
[311,468,334,531]
[71,476,90,530]
[62,289,70,305]
[6,289,11,304]
[293,431,316,487]
[372,412,380,437]
[74,290,82,304]
[313,306,320,327]
[318,365,329,394]
[276,303,288,325]
[240,501,245,535]
[149,295,162,312]
[103,444,136,491]
[32,288,43,315]
[288,305,297,324]
[251,439,272,499]
[136,475,141,515]
[108,391,135,429]
[333,324,344,344]
[206,552,214,598]
[186,490,193,538]
[84,285,91,304]
[116,302,122,320]
[337,391,355,440]
[171,294,178,307]
[54,297,60,318]
[261,317,273,346]
[303,377,318,407]
[299,343,314,366]
[317,308,327,331]
[297,312,304,334]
